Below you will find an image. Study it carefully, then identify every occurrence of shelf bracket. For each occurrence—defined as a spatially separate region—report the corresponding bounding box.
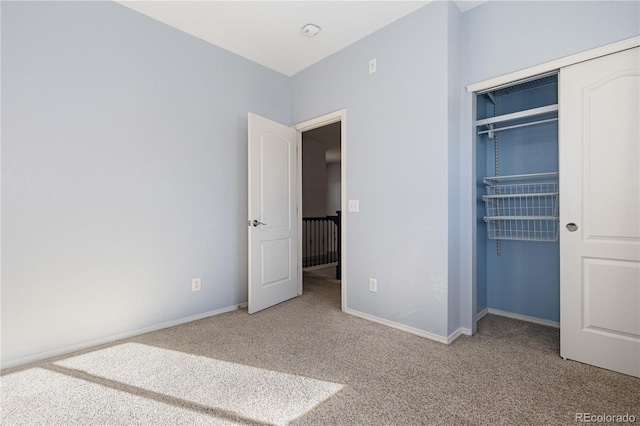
[488,124,495,139]
[486,91,497,105]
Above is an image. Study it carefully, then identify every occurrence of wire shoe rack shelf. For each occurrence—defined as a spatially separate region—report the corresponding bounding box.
[483,172,559,242]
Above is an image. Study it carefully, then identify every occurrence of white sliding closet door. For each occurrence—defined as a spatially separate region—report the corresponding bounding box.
[560,47,640,377]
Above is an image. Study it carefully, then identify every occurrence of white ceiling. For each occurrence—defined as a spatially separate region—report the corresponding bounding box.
[117,1,486,76]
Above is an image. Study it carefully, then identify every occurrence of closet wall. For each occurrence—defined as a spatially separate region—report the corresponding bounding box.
[476,76,560,322]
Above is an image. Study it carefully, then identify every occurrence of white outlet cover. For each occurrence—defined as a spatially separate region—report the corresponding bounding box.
[348,200,359,212]
[369,58,376,74]
[369,278,377,293]
[192,278,201,292]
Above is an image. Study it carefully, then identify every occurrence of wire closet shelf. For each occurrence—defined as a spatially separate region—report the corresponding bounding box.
[476,72,559,139]
[483,172,559,242]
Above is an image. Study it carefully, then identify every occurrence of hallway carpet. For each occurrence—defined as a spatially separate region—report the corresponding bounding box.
[2,272,638,425]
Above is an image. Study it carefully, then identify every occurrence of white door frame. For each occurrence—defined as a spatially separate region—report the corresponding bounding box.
[293,109,347,311]
[466,36,640,331]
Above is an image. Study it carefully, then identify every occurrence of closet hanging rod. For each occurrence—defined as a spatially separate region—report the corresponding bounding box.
[477,118,558,136]
[475,104,558,127]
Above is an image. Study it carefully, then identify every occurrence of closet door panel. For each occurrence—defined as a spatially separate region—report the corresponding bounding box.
[585,72,640,239]
[560,47,640,378]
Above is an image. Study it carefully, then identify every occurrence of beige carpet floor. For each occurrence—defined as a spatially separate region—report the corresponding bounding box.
[2,271,639,425]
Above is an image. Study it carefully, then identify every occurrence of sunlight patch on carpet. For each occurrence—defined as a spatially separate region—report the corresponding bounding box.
[54,343,343,425]
[0,368,241,425]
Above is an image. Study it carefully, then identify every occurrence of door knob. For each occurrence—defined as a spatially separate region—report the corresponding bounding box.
[251,220,267,227]
[566,223,578,232]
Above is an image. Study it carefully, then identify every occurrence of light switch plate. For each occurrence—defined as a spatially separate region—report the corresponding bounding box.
[348,200,359,212]
[369,58,377,74]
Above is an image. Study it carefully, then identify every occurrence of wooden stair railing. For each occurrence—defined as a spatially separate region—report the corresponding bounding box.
[302,211,341,279]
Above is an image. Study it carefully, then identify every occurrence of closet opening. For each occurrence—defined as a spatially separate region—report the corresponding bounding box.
[474,72,560,328]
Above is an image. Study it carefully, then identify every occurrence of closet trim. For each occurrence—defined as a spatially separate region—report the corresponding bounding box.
[466,36,639,93]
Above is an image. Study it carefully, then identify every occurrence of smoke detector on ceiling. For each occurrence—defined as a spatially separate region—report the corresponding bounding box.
[301,24,321,38]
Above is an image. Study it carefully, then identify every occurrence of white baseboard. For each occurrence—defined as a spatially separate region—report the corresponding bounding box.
[447,327,472,344]
[485,308,560,328]
[476,307,489,321]
[1,303,243,370]
[344,308,449,344]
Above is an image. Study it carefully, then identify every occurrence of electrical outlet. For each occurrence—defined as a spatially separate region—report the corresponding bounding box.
[192,278,201,292]
[369,278,377,293]
[369,58,377,74]
[348,200,359,212]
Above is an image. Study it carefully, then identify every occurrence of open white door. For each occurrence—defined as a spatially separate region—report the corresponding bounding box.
[560,47,640,377]
[248,113,299,314]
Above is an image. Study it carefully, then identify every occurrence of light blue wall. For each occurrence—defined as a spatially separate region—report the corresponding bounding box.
[292,2,452,337]
[447,1,463,336]
[461,1,640,323]
[1,1,290,364]
[475,142,488,316]
[463,1,640,85]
